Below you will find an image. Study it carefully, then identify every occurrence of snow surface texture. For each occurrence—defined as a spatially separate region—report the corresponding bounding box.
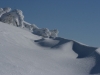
[0,7,58,38]
[0,22,100,75]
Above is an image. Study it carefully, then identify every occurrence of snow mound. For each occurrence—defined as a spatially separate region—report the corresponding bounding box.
[35,36,100,74]
[0,22,99,75]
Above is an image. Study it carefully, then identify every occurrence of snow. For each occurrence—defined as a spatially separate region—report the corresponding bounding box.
[0,22,99,75]
[96,48,100,54]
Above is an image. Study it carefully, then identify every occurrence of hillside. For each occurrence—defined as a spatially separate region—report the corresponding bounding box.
[0,7,100,75]
[0,22,100,75]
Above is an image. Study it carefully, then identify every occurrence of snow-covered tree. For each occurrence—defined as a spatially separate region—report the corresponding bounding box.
[0,7,11,18]
[23,21,31,30]
[12,9,24,27]
[23,22,39,32]
[0,7,59,38]
[40,28,51,38]
[30,24,39,31]
[1,10,19,26]
[3,7,11,13]
[50,29,59,38]
[16,9,24,28]
[0,9,24,27]
[33,28,58,38]
[33,28,51,38]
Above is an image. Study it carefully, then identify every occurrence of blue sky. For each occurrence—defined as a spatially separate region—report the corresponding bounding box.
[0,0,100,47]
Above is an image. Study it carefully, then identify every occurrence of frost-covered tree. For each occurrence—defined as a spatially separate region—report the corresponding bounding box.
[16,9,24,28]
[50,29,59,38]
[33,28,58,38]
[30,24,39,31]
[0,9,24,27]
[1,10,19,26]
[0,7,59,38]
[40,28,51,38]
[33,28,51,38]
[3,7,11,13]
[23,21,31,30]
[0,7,11,18]
[23,22,39,32]
[12,9,24,27]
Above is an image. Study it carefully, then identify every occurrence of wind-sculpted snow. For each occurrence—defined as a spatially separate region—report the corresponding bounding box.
[35,38,59,47]
[35,37,100,74]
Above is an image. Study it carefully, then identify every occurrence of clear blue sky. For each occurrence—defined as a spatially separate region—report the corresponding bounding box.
[0,0,100,47]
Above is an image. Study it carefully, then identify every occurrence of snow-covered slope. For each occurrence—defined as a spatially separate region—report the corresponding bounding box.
[0,22,100,75]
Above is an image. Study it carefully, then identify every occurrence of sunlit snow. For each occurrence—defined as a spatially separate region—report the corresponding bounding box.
[0,22,99,75]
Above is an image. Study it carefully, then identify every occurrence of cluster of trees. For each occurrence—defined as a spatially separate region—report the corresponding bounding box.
[0,7,59,38]
[0,7,24,27]
[33,28,59,38]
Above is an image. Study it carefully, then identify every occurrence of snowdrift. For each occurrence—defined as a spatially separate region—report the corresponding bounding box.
[0,22,100,75]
